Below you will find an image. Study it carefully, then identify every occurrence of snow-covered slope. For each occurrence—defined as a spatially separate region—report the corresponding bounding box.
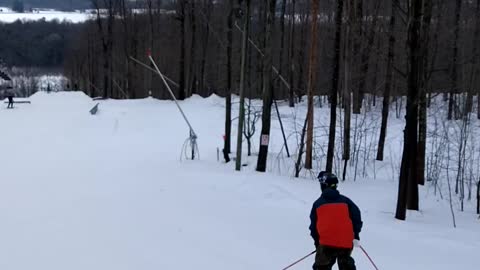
[0,8,89,23]
[0,92,477,270]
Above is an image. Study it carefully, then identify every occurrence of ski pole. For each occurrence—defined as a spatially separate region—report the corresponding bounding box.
[281,250,316,270]
[358,245,379,270]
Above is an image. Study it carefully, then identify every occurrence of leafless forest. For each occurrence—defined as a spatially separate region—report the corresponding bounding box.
[63,0,480,220]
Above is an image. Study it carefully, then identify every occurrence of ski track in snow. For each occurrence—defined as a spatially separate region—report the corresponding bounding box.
[0,92,478,270]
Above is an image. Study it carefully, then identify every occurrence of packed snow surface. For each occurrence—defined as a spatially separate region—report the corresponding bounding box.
[0,92,477,270]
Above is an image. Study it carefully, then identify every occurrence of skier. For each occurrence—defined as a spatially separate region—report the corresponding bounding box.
[6,90,14,109]
[309,172,363,270]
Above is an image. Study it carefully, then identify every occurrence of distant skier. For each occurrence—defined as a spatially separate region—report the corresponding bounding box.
[6,90,14,109]
[309,172,363,270]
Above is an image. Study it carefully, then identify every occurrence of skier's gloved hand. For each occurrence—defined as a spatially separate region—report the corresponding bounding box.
[353,239,361,248]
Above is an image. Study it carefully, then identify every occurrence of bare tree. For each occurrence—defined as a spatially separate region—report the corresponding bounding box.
[288,0,296,107]
[296,5,309,102]
[466,0,480,114]
[199,0,213,95]
[377,0,396,161]
[177,0,187,100]
[351,0,363,114]
[396,0,422,220]
[477,180,480,214]
[256,0,277,173]
[473,0,480,120]
[448,0,462,120]
[343,0,353,180]
[355,0,381,114]
[305,0,320,170]
[187,0,197,96]
[91,0,117,98]
[224,0,234,157]
[277,0,288,98]
[235,0,251,171]
[326,0,344,173]
[417,0,433,186]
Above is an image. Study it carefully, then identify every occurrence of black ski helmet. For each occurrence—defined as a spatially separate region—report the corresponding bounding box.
[317,171,339,191]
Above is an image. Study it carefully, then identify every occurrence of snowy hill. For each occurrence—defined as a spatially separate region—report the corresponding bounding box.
[0,92,477,270]
[0,7,89,23]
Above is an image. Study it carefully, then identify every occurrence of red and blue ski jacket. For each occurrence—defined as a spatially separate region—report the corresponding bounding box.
[309,189,362,249]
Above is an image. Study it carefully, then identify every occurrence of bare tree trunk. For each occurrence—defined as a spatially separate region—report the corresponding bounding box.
[342,31,352,181]
[278,0,287,97]
[224,0,234,155]
[147,0,155,96]
[297,10,309,102]
[178,0,187,100]
[354,0,380,114]
[326,0,344,173]
[91,0,115,98]
[120,0,131,98]
[417,0,433,186]
[88,29,95,97]
[473,0,480,119]
[305,0,320,170]
[295,116,309,178]
[449,0,462,120]
[288,0,296,107]
[131,13,139,98]
[376,1,395,161]
[417,94,427,186]
[342,1,356,181]
[478,92,480,120]
[351,0,363,114]
[396,0,422,220]
[477,180,480,214]
[256,0,277,173]
[199,0,213,95]
[188,0,197,96]
[235,0,251,171]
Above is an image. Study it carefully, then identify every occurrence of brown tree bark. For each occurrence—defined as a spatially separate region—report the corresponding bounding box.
[305,0,320,170]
